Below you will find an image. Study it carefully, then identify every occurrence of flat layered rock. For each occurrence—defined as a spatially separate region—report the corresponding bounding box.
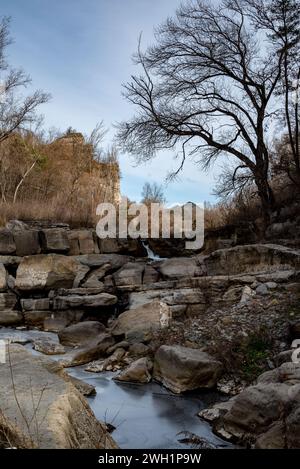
[53,292,118,310]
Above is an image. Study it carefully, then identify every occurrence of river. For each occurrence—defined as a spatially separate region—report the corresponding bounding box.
[0,327,233,449]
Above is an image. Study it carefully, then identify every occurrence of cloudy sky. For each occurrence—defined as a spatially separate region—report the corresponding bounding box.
[1,0,219,204]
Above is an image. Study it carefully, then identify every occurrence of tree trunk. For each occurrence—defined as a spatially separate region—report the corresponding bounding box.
[254,174,276,238]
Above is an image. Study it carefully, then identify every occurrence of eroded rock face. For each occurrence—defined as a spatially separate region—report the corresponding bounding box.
[203,244,300,276]
[153,345,223,394]
[15,254,81,291]
[112,300,171,342]
[114,357,153,384]
[58,321,106,347]
[0,345,117,448]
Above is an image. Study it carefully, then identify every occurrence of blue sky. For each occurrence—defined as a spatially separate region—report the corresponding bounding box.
[1,0,218,204]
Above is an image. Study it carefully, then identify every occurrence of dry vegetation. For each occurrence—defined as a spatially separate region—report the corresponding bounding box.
[0,128,120,227]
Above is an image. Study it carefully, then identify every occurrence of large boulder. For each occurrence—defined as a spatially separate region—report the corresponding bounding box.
[222,384,292,443]
[0,345,117,448]
[40,229,70,253]
[0,263,7,292]
[0,229,16,254]
[58,321,106,347]
[114,358,153,384]
[157,257,205,280]
[15,254,81,291]
[153,345,223,394]
[60,333,115,367]
[112,300,171,342]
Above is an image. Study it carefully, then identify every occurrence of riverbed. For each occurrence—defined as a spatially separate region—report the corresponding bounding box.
[0,327,232,449]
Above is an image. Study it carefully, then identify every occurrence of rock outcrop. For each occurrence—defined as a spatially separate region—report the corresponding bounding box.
[0,345,117,449]
[200,362,300,448]
[203,244,300,276]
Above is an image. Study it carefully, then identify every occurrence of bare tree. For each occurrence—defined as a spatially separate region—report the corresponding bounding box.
[141,182,166,204]
[243,0,300,185]
[117,0,299,227]
[0,17,50,144]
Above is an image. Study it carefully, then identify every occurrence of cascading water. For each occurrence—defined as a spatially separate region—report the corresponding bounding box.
[142,241,165,261]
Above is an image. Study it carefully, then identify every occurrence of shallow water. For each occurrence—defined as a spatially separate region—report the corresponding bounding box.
[0,327,232,449]
[67,366,231,449]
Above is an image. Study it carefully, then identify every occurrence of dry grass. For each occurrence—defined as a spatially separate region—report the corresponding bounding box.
[0,198,97,228]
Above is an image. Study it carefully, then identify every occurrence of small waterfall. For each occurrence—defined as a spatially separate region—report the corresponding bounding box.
[142,241,165,261]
